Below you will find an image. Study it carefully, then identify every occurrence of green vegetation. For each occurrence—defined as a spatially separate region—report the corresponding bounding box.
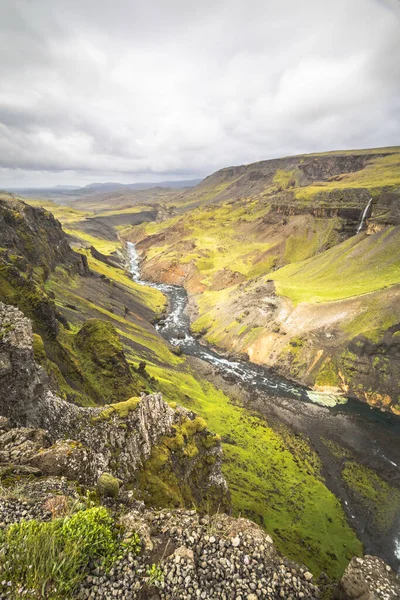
[342,462,400,532]
[321,438,352,460]
[315,358,341,388]
[146,563,164,586]
[135,414,221,511]
[273,168,297,189]
[72,319,141,404]
[32,333,83,401]
[271,226,400,304]
[97,396,141,420]
[23,198,91,225]
[82,249,165,314]
[64,228,121,255]
[0,507,140,600]
[296,152,400,200]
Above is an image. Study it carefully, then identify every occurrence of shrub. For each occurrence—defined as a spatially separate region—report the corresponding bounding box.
[0,506,140,599]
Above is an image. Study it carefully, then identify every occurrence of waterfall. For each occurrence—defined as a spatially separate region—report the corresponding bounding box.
[356,198,373,234]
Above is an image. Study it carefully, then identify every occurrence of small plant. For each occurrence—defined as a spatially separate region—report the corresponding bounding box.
[146,563,164,586]
[0,506,140,599]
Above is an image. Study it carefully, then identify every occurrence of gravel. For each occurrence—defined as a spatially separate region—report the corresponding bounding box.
[76,509,321,599]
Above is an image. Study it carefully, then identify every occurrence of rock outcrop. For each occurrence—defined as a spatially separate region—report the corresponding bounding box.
[0,193,85,271]
[0,302,228,511]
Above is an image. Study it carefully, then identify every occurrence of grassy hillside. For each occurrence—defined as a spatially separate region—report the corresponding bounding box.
[126,147,400,413]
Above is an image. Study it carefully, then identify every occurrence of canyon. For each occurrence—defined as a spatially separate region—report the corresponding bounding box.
[1,145,400,598]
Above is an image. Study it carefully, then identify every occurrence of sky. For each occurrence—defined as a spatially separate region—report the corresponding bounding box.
[1,0,400,188]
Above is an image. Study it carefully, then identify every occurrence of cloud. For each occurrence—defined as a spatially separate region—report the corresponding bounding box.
[0,0,399,186]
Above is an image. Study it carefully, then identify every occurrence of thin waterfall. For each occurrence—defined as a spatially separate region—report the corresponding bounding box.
[356,197,373,234]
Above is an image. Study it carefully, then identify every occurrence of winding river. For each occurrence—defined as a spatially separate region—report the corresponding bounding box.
[126,241,400,570]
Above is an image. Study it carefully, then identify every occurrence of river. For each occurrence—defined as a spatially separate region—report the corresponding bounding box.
[126,241,400,570]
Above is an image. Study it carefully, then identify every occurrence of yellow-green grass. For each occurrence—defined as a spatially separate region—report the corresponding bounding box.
[65,227,121,255]
[283,217,341,264]
[139,204,274,282]
[270,226,400,304]
[82,250,166,315]
[23,198,92,225]
[139,197,346,289]
[91,205,153,217]
[149,364,362,578]
[46,276,177,369]
[304,146,400,157]
[295,153,400,202]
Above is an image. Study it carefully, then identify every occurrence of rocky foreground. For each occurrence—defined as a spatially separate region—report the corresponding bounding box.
[1,484,399,600]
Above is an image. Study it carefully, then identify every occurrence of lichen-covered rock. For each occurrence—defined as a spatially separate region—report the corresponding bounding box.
[0,303,48,426]
[336,555,400,599]
[97,473,120,498]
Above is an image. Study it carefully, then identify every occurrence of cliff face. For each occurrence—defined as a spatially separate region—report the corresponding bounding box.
[0,193,84,270]
[0,302,228,511]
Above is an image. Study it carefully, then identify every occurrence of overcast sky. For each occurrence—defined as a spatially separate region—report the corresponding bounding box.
[1,0,400,187]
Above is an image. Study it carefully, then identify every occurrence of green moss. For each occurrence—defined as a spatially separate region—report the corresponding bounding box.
[73,319,140,404]
[321,438,352,460]
[273,169,297,190]
[135,415,218,510]
[63,228,121,255]
[136,443,184,507]
[342,461,400,531]
[97,473,120,498]
[32,333,46,360]
[96,396,141,421]
[0,263,58,337]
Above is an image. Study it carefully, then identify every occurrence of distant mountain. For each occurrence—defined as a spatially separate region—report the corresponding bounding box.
[81,179,202,193]
[51,185,79,190]
[3,178,202,196]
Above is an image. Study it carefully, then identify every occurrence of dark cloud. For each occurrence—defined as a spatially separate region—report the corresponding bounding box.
[0,0,399,186]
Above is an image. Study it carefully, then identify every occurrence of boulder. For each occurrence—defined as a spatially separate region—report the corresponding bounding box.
[336,555,400,599]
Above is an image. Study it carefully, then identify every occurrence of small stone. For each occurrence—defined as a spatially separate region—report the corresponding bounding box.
[303,571,313,581]
[232,536,241,548]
